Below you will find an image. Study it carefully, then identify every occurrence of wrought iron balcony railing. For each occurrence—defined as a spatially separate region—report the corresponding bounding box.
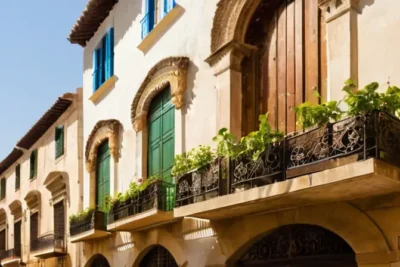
[108,181,175,224]
[70,210,106,237]
[31,234,65,253]
[175,112,400,205]
[176,159,223,207]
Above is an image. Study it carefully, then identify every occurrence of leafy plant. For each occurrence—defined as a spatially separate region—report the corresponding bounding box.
[69,208,95,223]
[104,174,161,211]
[343,80,382,115]
[212,128,243,159]
[172,146,215,177]
[239,113,284,160]
[295,91,343,129]
[343,79,400,117]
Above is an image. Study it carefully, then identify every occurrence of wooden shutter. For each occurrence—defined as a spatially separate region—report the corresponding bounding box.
[55,126,64,159]
[30,213,39,246]
[14,221,21,255]
[54,201,65,238]
[0,229,5,251]
[147,0,155,31]
[30,150,37,179]
[164,0,175,16]
[96,142,110,211]
[15,165,20,190]
[93,49,99,91]
[105,28,114,80]
[0,179,6,200]
[148,87,175,182]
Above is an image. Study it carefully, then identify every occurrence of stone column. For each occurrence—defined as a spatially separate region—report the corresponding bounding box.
[206,41,256,139]
[319,0,360,103]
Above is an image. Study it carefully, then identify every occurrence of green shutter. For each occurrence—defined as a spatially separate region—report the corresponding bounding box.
[0,178,5,200]
[30,150,37,179]
[96,141,110,211]
[15,165,20,190]
[55,126,64,159]
[148,87,175,210]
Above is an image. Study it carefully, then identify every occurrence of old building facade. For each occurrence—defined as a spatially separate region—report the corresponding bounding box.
[0,89,83,267]
[64,0,400,266]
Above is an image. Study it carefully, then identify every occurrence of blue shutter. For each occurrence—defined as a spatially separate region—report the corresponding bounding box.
[93,49,99,91]
[164,0,176,16]
[105,28,114,79]
[147,0,155,32]
[99,40,105,87]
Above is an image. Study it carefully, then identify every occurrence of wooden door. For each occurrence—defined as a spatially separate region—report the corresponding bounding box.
[30,213,38,246]
[96,141,110,211]
[54,201,65,238]
[0,229,5,251]
[243,0,327,134]
[14,221,21,255]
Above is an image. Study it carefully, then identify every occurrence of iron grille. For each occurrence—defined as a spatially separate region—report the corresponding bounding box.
[139,246,178,267]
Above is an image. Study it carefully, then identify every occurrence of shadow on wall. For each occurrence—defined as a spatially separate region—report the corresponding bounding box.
[114,0,143,48]
[358,0,375,13]
[83,0,143,73]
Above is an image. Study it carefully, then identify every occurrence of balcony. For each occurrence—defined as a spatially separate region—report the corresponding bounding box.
[70,210,110,243]
[174,112,400,219]
[30,234,66,259]
[107,181,176,231]
[0,247,21,266]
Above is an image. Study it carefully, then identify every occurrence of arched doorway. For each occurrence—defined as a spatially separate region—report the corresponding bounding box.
[139,245,178,267]
[90,254,110,267]
[235,224,356,267]
[241,0,327,135]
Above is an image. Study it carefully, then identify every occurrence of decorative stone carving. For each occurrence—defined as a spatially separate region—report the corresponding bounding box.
[131,57,190,132]
[319,0,360,22]
[210,0,261,59]
[24,190,41,211]
[85,119,122,172]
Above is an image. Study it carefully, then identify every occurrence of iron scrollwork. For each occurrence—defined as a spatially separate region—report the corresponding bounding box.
[238,224,354,264]
[231,143,282,192]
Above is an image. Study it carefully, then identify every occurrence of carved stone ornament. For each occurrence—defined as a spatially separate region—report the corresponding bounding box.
[318,0,360,22]
[131,57,189,132]
[85,119,122,172]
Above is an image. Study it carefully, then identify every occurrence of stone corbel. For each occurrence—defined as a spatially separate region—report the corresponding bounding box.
[205,40,257,75]
[319,0,360,22]
[133,112,147,132]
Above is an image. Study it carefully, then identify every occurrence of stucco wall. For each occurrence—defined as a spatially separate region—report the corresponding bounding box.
[358,0,400,87]
[81,0,218,208]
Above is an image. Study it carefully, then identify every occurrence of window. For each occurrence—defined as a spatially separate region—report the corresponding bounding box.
[15,165,20,190]
[30,150,38,179]
[93,28,114,92]
[141,0,176,39]
[55,125,64,159]
[0,178,5,200]
[147,86,175,183]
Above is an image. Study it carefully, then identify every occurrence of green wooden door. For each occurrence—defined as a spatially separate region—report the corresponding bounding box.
[96,141,111,211]
[148,87,175,210]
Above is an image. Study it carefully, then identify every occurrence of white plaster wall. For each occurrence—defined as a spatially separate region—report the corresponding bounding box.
[82,0,218,208]
[358,0,400,87]
[0,94,82,265]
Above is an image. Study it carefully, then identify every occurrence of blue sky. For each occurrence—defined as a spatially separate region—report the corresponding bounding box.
[0,1,86,159]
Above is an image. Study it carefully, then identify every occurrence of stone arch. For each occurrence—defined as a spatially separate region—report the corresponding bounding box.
[85,119,122,173]
[131,229,187,267]
[24,190,41,213]
[131,56,189,132]
[84,254,111,267]
[9,200,22,220]
[0,208,7,228]
[213,202,390,265]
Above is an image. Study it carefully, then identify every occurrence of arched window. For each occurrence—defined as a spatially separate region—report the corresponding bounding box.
[139,245,178,267]
[147,86,175,183]
[96,141,111,211]
[242,0,327,134]
[89,254,110,267]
